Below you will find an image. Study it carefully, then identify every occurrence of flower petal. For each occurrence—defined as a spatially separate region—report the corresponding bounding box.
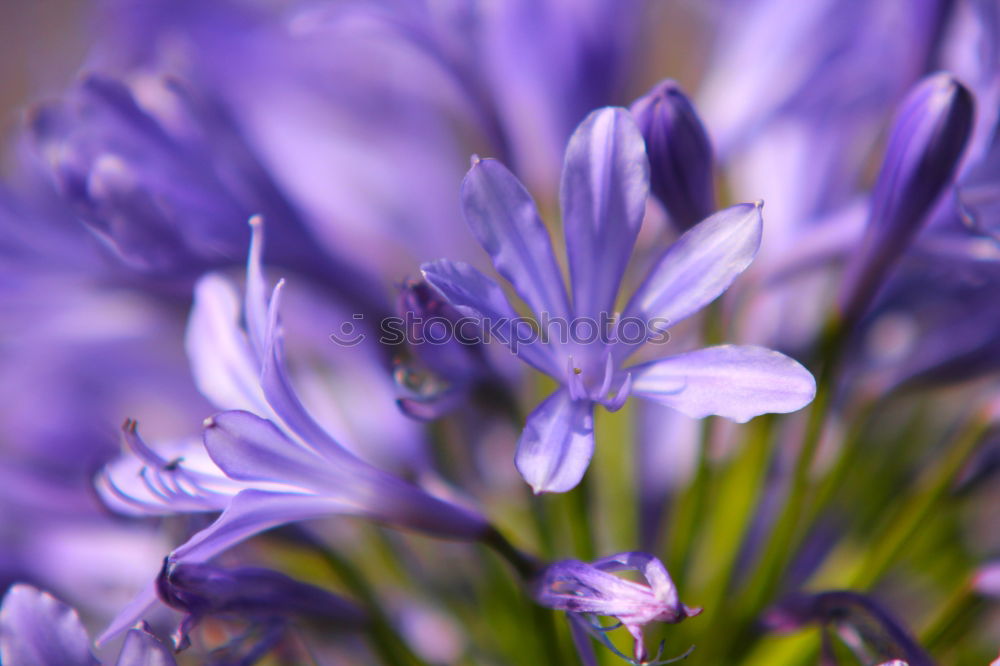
[171,489,357,565]
[630,345,815,422]
[461,157,570,319]
[515,390,595,494]
[185,274,267,413]
[0,585,98,666]
[116,626,177,666]
[561,107,649,318]
[422,259,559,376]
[96,584,158,647]
[618,203,762,361]
[202,410,335,490]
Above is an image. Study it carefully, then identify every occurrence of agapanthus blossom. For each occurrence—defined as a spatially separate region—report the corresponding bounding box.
[423,107,816,493]
[97,220,491,643]
[534,552,698,663]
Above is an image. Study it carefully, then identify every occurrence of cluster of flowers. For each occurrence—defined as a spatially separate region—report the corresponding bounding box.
[1,0,999,664]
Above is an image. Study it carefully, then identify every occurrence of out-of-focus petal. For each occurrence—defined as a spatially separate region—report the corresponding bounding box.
[0,585,98,666]
[618,203,763,360]
[97,583,158,647]
[515,390,594,494]
[561,107,648,318]
[116,626,177,666]
[630,345,815,423]
[460,157,570,319]
[185,274,268,413]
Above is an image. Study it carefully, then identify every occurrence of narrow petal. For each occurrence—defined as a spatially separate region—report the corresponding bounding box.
[515,390,595,493]
[630,345,815,423]
[0,585,98,666]
[116,626,177,666]
[617,203,762,361]
[185,274,267,413]
[422,259,559,376]
[97,491,350,645]
[561,107,649,318]
[461,157,570,319]
[202,410,335,489]
[97,584,158,646]
[171,489,357,564]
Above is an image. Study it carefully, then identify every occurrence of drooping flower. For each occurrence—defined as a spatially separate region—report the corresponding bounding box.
[533,552,699,664]
[423,106,816,493]
[96,219,492,643]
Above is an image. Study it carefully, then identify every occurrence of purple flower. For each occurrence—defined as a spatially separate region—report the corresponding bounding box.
[533,552,699,663]
[31,74,376,299]
[156,558,365,653]
[96,220,491,644]
[630,80,715,231]
[423,107,816,493]
[0,584,175,666]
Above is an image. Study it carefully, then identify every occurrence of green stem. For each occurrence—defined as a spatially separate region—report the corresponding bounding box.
[482,527,543,580]
[849,411,990,590]
[310,539,429,666]
[920,582,985,654]
[665,416,716,582]
[741,315,843,614]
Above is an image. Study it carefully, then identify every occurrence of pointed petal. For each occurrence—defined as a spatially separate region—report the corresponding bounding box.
[422,259,559,375]
[515,390,595,493]
[1,585,98,666]
[203,410,335,489]
[630,345,815,423]
[618,203,762,360]
[562,107,649,318]
[171,489,356,564]
[96,584,158,646]
[461,157,570,319]
[116,627,177,666]
[185,274,267,412]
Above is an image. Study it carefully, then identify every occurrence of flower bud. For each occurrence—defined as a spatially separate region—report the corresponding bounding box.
[840,73,974,324]
[630,80,715,230]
